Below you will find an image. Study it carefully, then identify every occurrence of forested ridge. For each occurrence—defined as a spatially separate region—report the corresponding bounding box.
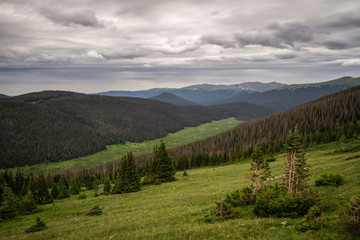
[0,91,273,168]
[164,86,360,167]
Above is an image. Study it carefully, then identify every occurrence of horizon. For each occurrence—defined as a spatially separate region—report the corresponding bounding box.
[2,75,359,97]
[1,0,360,95]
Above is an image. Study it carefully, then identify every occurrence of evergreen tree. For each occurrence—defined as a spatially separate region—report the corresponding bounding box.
[58,176,70,199]
[112,152,141,193]
[103,178,111,194]
[284,127,310,196]
[150,140,176,183]
[0,184,17,219]
[112,172,124,194]
[27,175,39,203]
[124,152,141,192]
[37,174,53,204]
[249,146,270,193]
[22,190,37,214]
[14,170,27,197]
[70,177,81,195]
[51,183,59,199]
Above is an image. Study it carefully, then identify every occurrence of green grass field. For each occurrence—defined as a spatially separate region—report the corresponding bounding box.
[19,118,242,173]
[1,140,359,239]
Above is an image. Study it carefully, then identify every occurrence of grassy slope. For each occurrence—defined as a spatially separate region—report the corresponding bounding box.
[1,140,359,240]
[23,118,242,173]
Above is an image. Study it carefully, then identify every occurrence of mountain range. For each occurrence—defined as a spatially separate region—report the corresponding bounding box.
[97,77,360,110]
[97,81,285,104]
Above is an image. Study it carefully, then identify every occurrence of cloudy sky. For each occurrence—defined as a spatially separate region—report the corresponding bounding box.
[1,0,360,95]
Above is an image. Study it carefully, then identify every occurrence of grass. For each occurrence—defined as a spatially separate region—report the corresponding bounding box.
[1,139,360,239]
[17,118,242,173]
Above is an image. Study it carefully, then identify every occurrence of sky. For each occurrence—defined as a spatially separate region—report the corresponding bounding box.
[0,0,360,95]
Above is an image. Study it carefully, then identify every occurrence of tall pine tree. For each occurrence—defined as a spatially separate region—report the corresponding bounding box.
[249,146,271,193]
[284,127,309,196]
[149,140,176,183]
[112,152,141,194]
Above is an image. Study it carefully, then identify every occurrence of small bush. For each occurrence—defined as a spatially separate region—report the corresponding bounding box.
[315,173,344,187]
[87,205,103,216]
[182,170,188,177]
[226,186,255,207]
[253,186,320,218]
[266,154,276,162]
[214,199,239,219]
[93,189,99,197]
[339,196,360,233]
[25,217,46,233]
[77,193,87,200]
[296,206,325,232]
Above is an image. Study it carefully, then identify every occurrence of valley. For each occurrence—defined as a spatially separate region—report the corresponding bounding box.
[17,118,242,174]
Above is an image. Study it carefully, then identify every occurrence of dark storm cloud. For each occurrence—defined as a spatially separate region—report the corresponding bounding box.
[272,23,314,45]
[40,8,103,28]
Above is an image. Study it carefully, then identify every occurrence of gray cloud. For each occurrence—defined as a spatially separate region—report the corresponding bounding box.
[0,0,359,95]
[323,40,350,50]
[326,13,360,29]
[40,8,103,28]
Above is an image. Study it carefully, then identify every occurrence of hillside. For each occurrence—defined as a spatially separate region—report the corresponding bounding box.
[0,93,9,98]
[210,76,360,110]
[166,85,360,164]
[0,91,275,168]
[97,81,285,104]
[0,92,223,168]
[209,102,276,121]
[150,92,198,106]
[1,140,359,239]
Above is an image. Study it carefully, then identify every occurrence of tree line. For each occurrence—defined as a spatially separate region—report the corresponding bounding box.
[0,141,176,220]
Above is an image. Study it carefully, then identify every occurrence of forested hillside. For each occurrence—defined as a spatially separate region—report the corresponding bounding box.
[0,91,273,168]
[0,92,221,168]
[209,102,276,121]
[166,86,360,166]
[210,76,360,110]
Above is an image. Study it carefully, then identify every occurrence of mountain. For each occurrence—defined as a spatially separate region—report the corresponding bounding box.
[97,82,285,105]
[0,91,275,168]
[150,92,198,106]
[0,94,9,98]
[210,76,360,110]
[181,82,285,92]
[166,85,360,164]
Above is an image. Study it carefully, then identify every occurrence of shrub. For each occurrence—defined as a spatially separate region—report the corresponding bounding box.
[296,206,325,232]
[87,205,103,216]
[339,196,360,233]
[77,193,87,200]
[225,186,255,207]
[315,173,344,187]
[214,199,239,219]
[182,170,188,177]
[253,186,320,218]
[25,217,46,233]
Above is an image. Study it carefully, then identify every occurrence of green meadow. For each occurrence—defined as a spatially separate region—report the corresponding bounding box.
[1,140,359,239]
[19,118,242,173]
